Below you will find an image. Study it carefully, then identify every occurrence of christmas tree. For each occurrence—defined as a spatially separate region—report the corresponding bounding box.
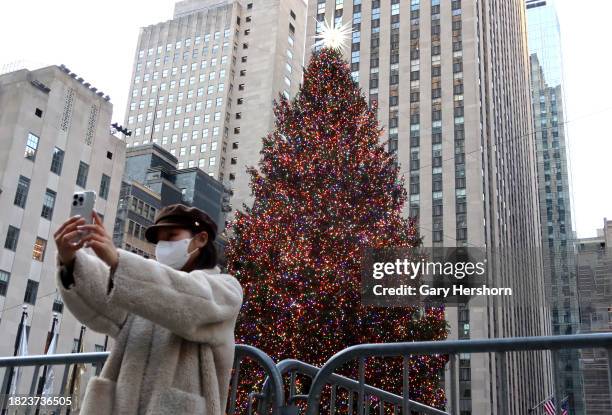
[226,47,448,410]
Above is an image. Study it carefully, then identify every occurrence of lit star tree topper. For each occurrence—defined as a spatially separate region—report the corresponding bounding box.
[226,46,449,410]
[313,17,353,50]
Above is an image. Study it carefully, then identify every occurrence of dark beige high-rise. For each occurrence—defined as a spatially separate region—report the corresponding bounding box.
[306,0,551,413]
[0,65,126,393]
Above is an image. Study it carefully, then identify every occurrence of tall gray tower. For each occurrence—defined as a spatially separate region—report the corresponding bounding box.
[307,0,551,413]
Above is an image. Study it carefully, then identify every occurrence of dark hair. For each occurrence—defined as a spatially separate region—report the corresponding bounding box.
[191,229,218,269]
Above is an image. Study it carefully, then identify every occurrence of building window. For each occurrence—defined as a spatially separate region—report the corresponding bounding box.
[50,147,65,175]
[25,132,39,161]
[14,175,31,208]
[4,226,20,251]
[0,270,10,296]
[52,297,64,313]
[41,189,57,220]
[99,174,111,200]
[33,237,46,261]
[457,228,467,241]
[76,161,89,188]
[24,279,39,305]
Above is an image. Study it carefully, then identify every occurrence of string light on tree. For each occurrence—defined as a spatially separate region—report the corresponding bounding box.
[226,47,449,412]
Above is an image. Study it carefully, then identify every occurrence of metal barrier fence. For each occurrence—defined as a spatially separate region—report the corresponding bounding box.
[1,333,612,415]
[268,359,448,415]
[0,345,286,415]
[0,351,106,414]
[303,332,612,415]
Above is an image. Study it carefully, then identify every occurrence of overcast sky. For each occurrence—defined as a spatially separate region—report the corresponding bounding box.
[1,1,610,237]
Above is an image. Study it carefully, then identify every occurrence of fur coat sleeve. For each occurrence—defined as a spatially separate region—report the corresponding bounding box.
[56,248,128,338]
[56,247,243,344]
[105,248,243,345]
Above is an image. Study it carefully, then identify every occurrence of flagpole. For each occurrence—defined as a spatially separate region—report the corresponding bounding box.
[65,325,85,415]
[0,305,28,414]
[530,394,552,413]
[34,313,58,415]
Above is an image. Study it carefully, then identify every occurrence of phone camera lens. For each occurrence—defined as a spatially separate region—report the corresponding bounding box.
[78,197,84,202]
[73,194,78,199]
[72,201,78,206]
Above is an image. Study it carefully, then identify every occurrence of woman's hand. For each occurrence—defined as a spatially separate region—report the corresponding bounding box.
[77,210,119,271]
[54,215,88,266]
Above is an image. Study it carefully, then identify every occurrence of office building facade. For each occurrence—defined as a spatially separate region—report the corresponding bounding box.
[307,0,550,413]
[123,0,308,224]
[0,65,126,389]
[576,219,612,414]
[113,143,227,260]
[526,0,584,412]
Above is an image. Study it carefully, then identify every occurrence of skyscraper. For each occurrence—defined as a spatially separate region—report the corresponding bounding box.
[576,218,612,414]
[123,0,308,223]
[526,0,584,412]
[307,0,550,413]
[0,65,126,390]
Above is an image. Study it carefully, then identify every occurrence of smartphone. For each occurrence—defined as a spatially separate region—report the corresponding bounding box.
[69,190,97,244]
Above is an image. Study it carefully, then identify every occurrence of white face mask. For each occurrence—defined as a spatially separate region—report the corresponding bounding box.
[155,237,199,270]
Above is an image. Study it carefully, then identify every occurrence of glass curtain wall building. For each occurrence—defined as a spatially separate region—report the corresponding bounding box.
[526,0,584,413]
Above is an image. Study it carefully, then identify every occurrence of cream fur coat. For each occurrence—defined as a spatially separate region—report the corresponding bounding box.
[56,247,243,415]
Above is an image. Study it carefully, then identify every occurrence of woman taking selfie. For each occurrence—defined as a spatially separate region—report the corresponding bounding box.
[53,204,243,415]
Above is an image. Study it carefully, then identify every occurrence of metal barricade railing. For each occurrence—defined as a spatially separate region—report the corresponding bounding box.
[270,358,449,415]
[0,345,288,415]
[304,332,612,415]
[2,333,612,415]
[0,351,107,414]
[227,344,289,415]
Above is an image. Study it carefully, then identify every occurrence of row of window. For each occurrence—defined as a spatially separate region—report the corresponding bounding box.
[129,77,227,111]
[129,197,157,222]
[5,226,47,260]
[451,2,466,244]
[137,30,232,60]
[22,132,112,201]
[431,4,445,237]
[135,109,229,137]
[135,56,229,83]
[131,104,227,124]
[135,71,227,96]
[283,12,296,94]
[133,79,226,101]
[15,167,110,216]
[136,42,231,72]
[127,219,148,242]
